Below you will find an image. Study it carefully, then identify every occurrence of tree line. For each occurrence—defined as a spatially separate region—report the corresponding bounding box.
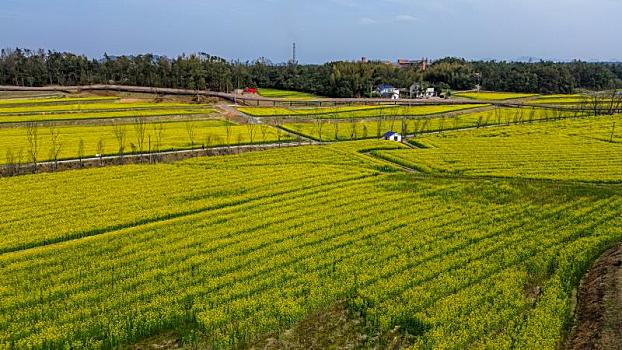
[1,48,621,97]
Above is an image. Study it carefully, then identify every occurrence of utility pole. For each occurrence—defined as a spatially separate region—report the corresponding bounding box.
[292,42,297,65]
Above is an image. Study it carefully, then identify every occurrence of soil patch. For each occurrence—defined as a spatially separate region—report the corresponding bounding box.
[566,244,622,350]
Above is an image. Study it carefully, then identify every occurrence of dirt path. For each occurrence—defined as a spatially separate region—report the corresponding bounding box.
[566,244,622,350]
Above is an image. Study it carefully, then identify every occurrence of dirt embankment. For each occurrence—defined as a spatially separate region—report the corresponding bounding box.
[566,244,622,350]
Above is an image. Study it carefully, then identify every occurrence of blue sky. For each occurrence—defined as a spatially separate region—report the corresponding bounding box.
[1,0,621,63]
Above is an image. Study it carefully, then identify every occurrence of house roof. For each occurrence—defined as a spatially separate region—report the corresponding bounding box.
[384,131,399,137]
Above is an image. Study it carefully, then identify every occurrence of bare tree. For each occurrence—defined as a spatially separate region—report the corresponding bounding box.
[153,123,164,154]
[185,121,196,149]
[586,93,602,117]
[133,117,147,157]
[78,138,85,167]
[96,137,105,165]
[26,123,39,172]
[528,108,536,123]
[377,108,384,137]
[333,120,340,141]
[225,117,233,146]
[246,123,256,144]
[5,149,15,176]
[606,90,622,115]
[4,148,24,176]
[413,119,421,136]
[15,148,24,175]
[389,106,399,131]
[259,123,269,143]
[349,118,357,139]
[314,119,324,142]
[421,119,430,133]
[48,126,62,171]
[112,123,127,158]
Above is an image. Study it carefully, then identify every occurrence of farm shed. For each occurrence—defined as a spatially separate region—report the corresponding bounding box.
[383,131,402,142]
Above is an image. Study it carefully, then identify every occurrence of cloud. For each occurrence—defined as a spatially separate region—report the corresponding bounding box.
[358,17,378,25]
[395,14,417,22]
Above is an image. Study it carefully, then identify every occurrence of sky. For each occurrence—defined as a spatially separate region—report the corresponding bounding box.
[1,0,621,64]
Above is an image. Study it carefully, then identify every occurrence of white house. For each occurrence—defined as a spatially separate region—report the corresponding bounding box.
[425,87,436,98]
[383,131,402,142]
[410,84,436,99]
[377,84,400,100]
[410,83,422,98]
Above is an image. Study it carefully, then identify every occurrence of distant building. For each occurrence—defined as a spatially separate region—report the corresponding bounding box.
[243,87,257,94]
[397,58,430,71]
[410,83,436,99]
[361,57,369,63]
[377,84,400,99]
[421,58,429,71]
[425,87,436,98]
[383,131,402,142]
[397,59,419,68]
[410,83,423,98]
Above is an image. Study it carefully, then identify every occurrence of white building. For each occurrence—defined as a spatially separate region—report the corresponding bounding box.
[383,131,402,142]
[377,84,400,100]
[410,84,436,99]
[425,87,436,98]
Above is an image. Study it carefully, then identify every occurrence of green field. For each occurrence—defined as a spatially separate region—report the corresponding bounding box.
[454,91,539,100]
[0,120,292,164]
[373,114,622,182]
[1,135,621,349]
[238,104,488,118]
[257,88,319,100]
[282,107,584,141]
